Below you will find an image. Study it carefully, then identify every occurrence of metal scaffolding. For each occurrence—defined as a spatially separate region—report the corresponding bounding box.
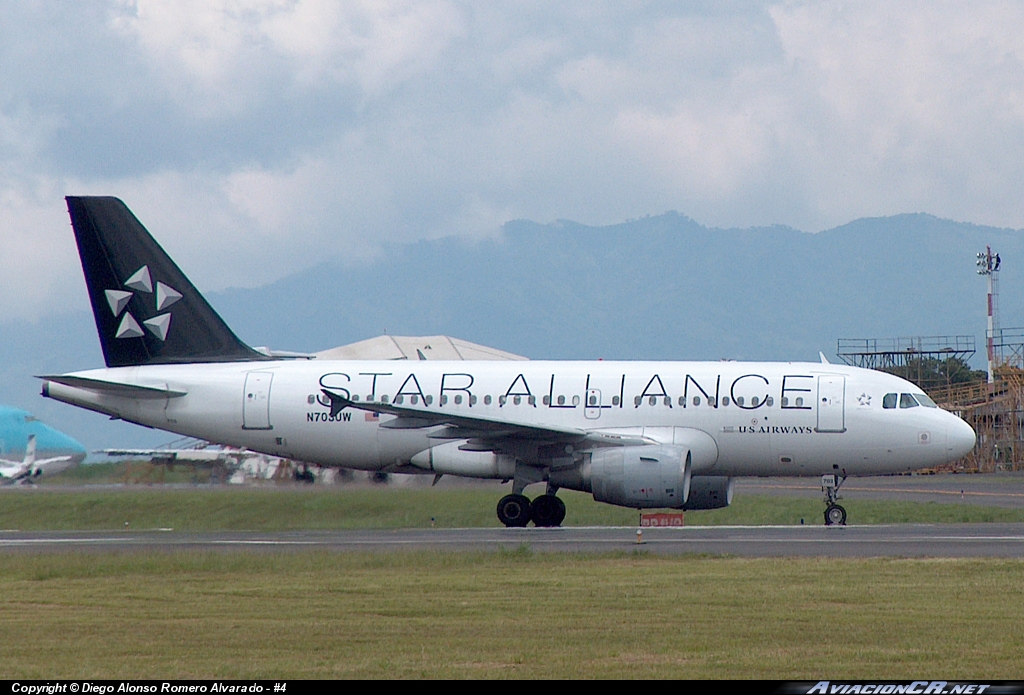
[836,336,977,399]
[837,336,976,369]
[938,328,1024,472]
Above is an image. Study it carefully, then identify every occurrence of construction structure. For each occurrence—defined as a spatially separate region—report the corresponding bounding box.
[935,329,1024,472]
[836,336,976,393]
[952,246,1024,472]
[836,246,1024,472]
[314,335,528,362]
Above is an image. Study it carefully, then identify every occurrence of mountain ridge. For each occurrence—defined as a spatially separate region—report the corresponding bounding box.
[3,210,1021,450]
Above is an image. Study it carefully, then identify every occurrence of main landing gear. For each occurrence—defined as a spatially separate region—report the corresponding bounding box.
[496,491,566,528]
[822,473,847,526]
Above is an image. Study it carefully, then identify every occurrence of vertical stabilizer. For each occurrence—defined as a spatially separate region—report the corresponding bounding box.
[22,434,36,468]
[66,196,270,367]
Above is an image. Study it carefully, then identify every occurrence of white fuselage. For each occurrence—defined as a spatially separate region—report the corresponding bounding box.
[43,359,976,479]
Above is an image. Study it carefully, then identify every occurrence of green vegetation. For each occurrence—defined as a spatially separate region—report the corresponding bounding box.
[3,483,1021,678]
[2,552,1022,678]
[43,460,220,486]
[0,487,626,530]
[3,487,1024,530]
[882,355,986,393]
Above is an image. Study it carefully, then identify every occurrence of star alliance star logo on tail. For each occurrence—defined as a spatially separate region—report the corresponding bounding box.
[104,265,182,341]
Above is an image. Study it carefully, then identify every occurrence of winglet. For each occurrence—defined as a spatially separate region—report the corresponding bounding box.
[819,351,830,364]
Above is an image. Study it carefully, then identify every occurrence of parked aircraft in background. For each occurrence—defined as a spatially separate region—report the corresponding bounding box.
[101,443,335,484]
[41,197,976,525]
[0,406,87,483]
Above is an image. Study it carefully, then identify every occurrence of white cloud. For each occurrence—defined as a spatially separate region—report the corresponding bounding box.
[109,0,466,113]
[0,179,85,320]
[3,1,1024,321]
[769,1,1024,227]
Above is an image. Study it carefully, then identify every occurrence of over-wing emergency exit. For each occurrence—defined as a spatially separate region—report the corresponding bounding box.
[41,197,976,526]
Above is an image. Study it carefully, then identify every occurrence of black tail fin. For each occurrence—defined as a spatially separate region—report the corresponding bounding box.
[66,196,270,367]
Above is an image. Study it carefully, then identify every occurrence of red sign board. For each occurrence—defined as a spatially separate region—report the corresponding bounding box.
[640,512,684,527]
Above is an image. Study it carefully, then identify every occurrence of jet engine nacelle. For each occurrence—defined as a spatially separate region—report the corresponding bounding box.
[409,441,516,479]
[587,445,692,509]
[682,476,734,510]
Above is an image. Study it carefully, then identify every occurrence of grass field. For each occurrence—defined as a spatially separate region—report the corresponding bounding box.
[3,486,1024,530]
[2,551,1022,678]
[3,482,1021,678]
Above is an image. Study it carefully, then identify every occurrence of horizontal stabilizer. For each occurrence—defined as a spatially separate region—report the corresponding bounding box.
[39,375,187,399]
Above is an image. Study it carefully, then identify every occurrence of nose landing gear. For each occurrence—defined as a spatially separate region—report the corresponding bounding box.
[822,473,847,526]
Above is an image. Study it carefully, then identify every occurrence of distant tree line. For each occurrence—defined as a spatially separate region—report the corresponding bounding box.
[881,357,987,393]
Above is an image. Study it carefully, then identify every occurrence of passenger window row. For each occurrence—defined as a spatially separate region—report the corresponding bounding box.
[345,391,798,409]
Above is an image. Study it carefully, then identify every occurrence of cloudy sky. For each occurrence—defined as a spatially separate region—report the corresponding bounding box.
[3,1,1024,322]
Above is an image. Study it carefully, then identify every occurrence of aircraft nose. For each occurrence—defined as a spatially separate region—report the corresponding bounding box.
[947,415,976,460]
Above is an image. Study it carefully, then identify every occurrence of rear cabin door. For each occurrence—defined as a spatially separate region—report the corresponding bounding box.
[243,372,274,430]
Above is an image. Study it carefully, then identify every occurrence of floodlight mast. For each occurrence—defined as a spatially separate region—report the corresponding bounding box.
[976,246,1001,383]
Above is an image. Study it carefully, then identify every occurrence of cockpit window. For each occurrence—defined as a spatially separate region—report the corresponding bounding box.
[914,393,938,408]
[899,393,920,409]
[883,393,897,409]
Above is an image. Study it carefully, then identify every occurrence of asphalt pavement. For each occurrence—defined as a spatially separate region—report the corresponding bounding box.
[3,524,1024,557]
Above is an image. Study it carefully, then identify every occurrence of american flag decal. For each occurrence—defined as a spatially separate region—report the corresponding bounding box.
[365,412,379,421]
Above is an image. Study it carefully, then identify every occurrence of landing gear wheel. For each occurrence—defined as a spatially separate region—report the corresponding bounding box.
[530,494,566,527]
[824,504,847,526]
[497,494,532,528]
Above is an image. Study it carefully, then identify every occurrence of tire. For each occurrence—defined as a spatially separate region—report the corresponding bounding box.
[531,495,566,527]
[497,494,532,527]
[824,504,847,526]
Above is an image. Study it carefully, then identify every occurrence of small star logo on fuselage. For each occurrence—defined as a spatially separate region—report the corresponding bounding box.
[104,265,182,341]
[857,393,872,407]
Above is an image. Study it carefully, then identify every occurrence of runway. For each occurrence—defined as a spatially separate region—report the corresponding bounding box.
[738,472,1024,507]
[4,524,1024,557]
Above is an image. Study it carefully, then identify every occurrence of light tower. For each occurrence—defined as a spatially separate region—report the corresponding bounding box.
[976,246,1001,383]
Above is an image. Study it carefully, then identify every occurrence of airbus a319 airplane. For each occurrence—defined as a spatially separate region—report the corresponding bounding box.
[42,197,976,526]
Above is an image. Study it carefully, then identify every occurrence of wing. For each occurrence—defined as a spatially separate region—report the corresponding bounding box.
[0,464,30,483]
[320,390,646,461]
[101,448,231,463]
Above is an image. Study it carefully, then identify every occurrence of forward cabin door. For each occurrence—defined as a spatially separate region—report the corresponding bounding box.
[243,372,274,430]
[816,375,846,433]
